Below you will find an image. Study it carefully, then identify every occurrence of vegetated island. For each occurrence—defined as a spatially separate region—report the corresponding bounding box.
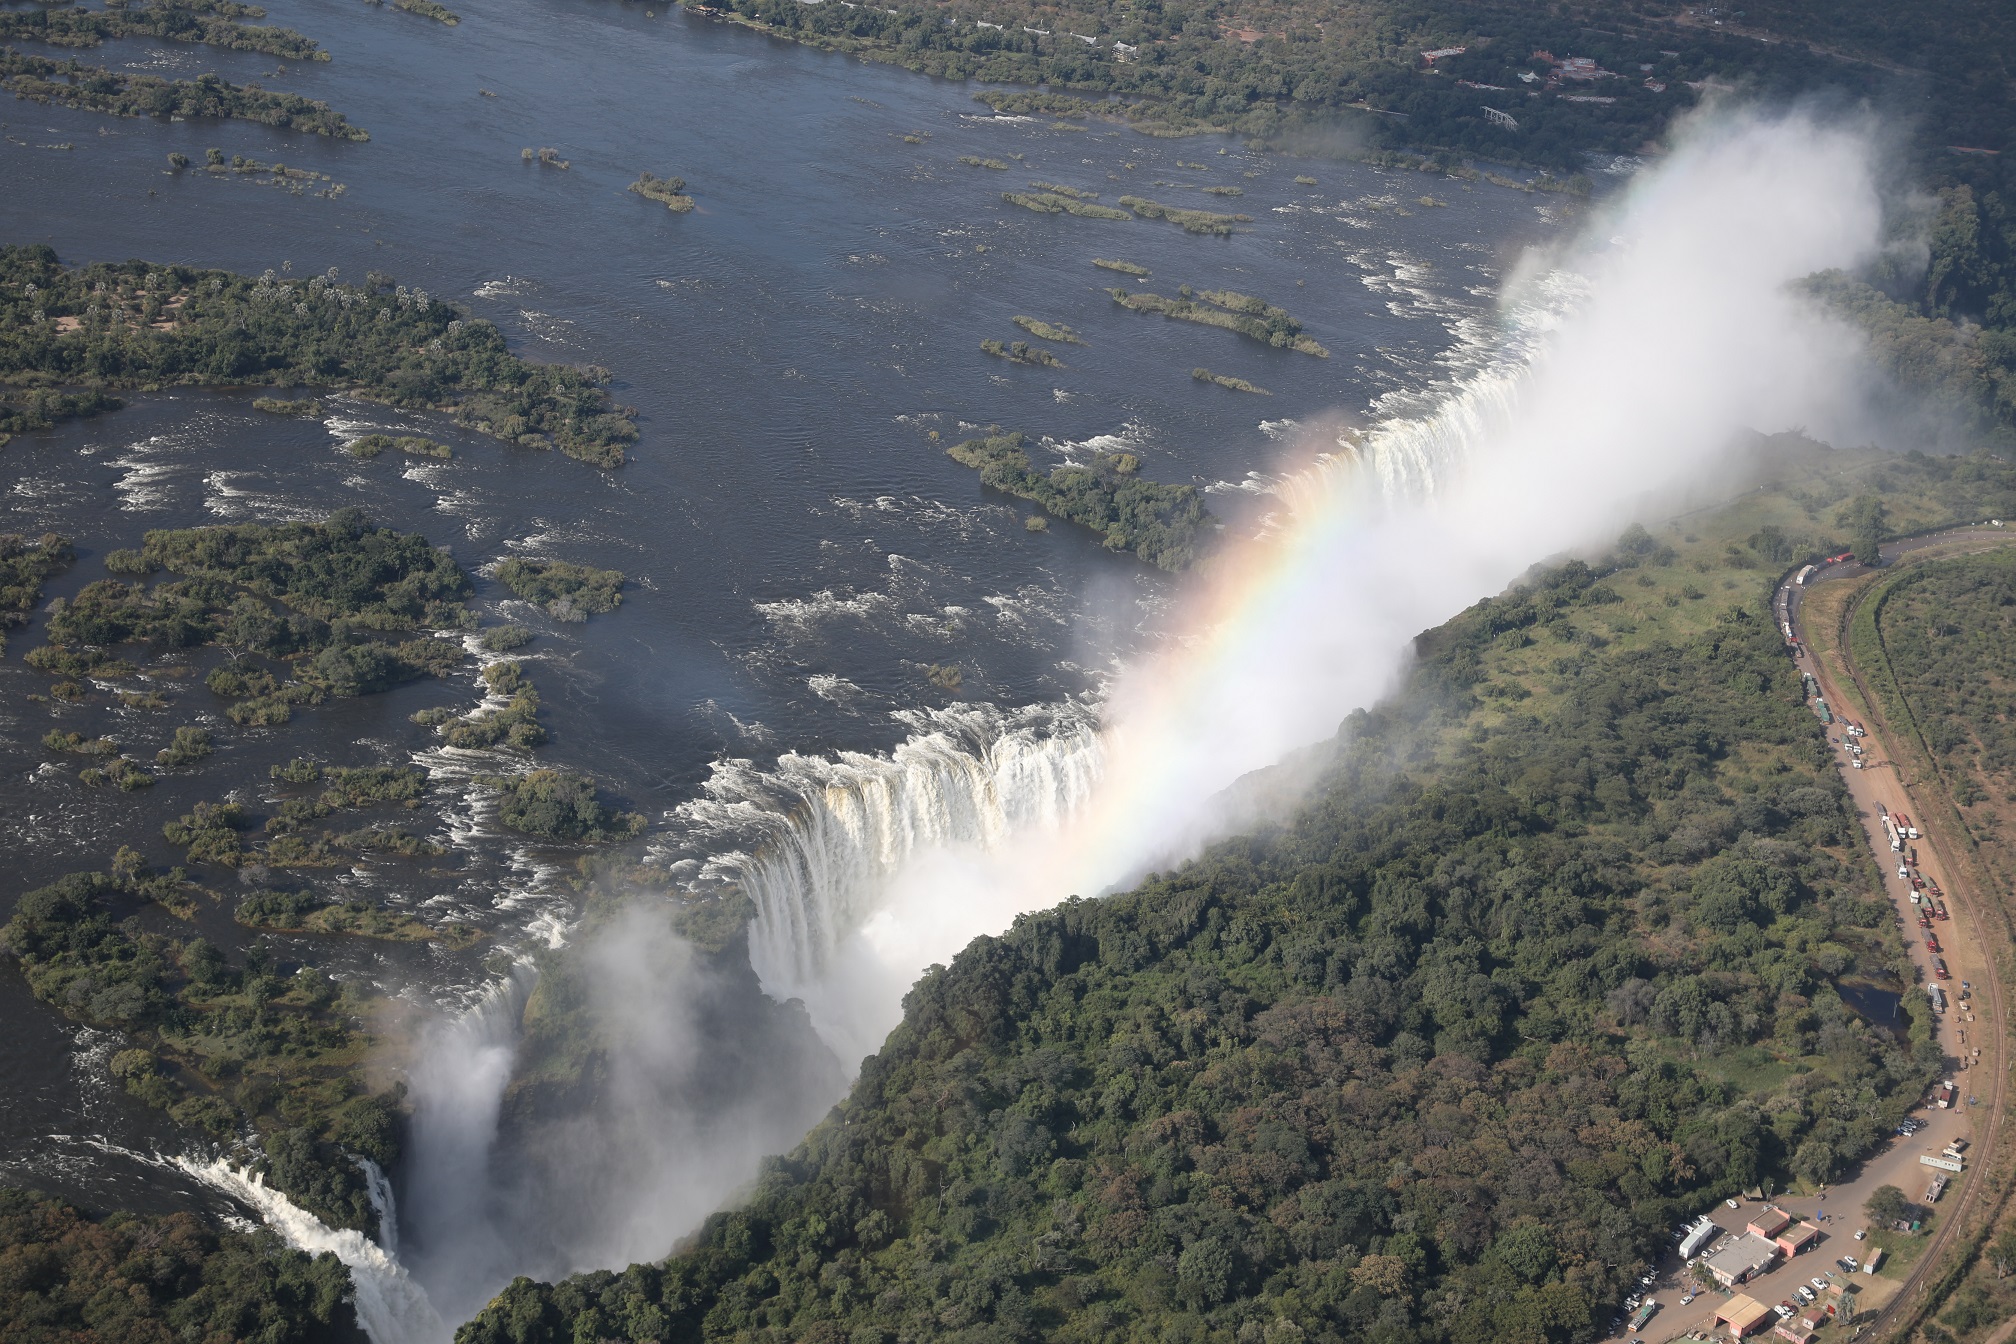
[0,0,329,62]
[947,431,1211,571]
[1093,257,1151,277]
[1111,285,1329,356]
[1117,195,1253,235]
[495,557,625,621]
[628,170,694,212]
[1010,314,1083,345]
[1193,366,1270,394]
[1001,190,1131,221]
[957,154,1009,170]
[387,0,460,23]
[347,432,452,459]
[462,439,1973,1344]
[0,49,364,139]
[981,338,1064,368]
[0,245,639,466]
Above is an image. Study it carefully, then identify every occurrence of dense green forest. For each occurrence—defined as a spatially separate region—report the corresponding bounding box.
[947,432,1214,571]
[1856,548,2016,814]
[0,1188,359,1344]
[0,245,639,466]
[459,510,1933,1344]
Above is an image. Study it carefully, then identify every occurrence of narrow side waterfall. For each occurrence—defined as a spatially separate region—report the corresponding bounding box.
[176,1157,449,1344]
[402,964,536,1325]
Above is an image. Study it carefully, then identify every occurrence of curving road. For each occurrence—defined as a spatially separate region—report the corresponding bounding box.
[1780,526,2013,1343]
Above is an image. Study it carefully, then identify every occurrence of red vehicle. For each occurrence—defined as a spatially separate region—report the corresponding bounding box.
[1935,901,1950,920]
[1934,958,1950,980]
[1826,551,1855,564]
[1926,934,1942,954]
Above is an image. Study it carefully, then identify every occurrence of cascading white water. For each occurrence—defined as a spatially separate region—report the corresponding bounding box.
[356,1155,399,1258]
[402,964,536,1325]
[176,1157,449,1344]
[679,702,1104,1009]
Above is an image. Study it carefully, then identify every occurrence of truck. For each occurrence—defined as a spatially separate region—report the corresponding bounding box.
[1864,1247,1885,1273]
[1796,564,1817,586]
[1937,1080,1958,1108]
[1628,1301,1659,1334]
[1926,1174,1949,1203]
[1899,813,1921,839]
[1882,815,1903,851]
[1679,1219,1719,1259]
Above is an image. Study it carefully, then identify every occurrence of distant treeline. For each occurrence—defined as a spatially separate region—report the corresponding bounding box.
[0,0,329,62]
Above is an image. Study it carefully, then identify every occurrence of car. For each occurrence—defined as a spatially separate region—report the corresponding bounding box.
[1772,1304,1793,1319]
[1837,1257,1858,1272]
[1796,1287,1815,1304]
[1811,1277,1829,1292]
[1727,1198,1741,1209]
[1854,1228,1867,1241]
[1640,1274,1656,1286]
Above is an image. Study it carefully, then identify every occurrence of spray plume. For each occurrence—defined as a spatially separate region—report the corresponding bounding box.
[782,104,1888,1062]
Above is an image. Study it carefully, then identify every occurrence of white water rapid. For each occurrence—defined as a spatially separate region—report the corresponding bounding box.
[176,1157,449,1344]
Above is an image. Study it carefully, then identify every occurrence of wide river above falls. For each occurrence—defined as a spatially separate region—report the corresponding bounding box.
[0,0,1562,1254]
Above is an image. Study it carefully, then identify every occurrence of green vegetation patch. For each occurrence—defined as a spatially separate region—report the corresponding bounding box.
[346,433,452,459]
[0,531,72,651]
[0,245,639,467]
[0,1187,356,1342]
[495,557,625,620]
[628,171,694,213]
[0,49,363,138]
[1110,285,1328,356]
[982,339,1065,368]
[391,0,459,22]
[0,1,329,61]
[252,396,326,417]
[947,431,1212,571]
[1117,196,1252,235]
[415,659,547,749]
[1092,257,1151,277]
[482,769,645,843]
[1193,366,1271,394]
[1001,191,1132,221]
[1010,315,1084,345]
[958,155,1010,170]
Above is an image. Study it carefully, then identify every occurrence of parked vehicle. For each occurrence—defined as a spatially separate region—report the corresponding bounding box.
[1934,958,1950,979]
[1926,934,1942,954]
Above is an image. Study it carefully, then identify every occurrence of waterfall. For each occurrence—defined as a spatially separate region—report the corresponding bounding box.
[356,1155,399,1257]
[401,964,537,1323]
[176,1157,450,1344]
[677,701,1104,1004]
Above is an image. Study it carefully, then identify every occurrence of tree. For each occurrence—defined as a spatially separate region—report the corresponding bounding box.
[1866,1184,1910,1226]
[1843,494,1888,566]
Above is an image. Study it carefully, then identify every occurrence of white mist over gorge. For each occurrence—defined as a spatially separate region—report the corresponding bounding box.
[343,104,1900,1344]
